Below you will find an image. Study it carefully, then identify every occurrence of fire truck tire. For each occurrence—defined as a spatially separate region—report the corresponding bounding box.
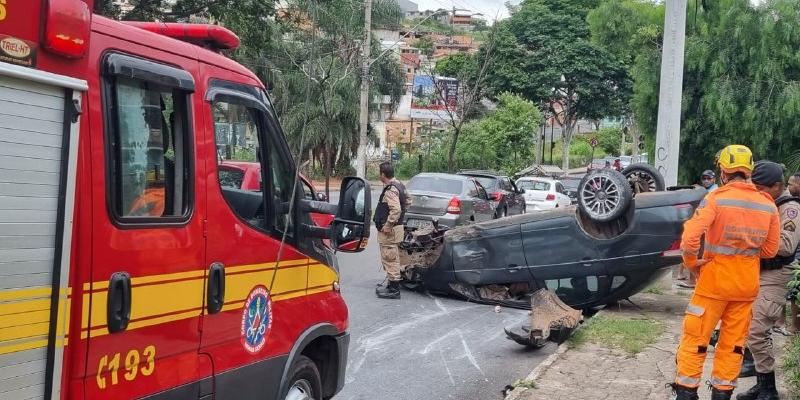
[283,355,323,400]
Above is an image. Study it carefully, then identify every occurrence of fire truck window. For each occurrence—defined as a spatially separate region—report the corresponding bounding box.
[212,101,266,227]
[267,136,294,236]
[111,77,189,220]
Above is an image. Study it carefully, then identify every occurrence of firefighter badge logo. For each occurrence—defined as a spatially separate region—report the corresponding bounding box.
[241,286,272,354]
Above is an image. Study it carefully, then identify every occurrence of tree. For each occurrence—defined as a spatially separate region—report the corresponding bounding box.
[485,0,631,171]
[459,93,542,174]
[268,0,404,195]
[414,36,435,57]
[427,24,501,172]
[587,0,663,158]
[596,126,622,156]
[611,0,800,182]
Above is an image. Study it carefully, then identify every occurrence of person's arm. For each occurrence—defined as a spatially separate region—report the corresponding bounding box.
[761,205,781,258]
[778,203,800,257]
[681,197,717,268]
[383,187,402,229]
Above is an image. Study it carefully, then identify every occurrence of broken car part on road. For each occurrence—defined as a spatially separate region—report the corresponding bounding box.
[504,289,584,348]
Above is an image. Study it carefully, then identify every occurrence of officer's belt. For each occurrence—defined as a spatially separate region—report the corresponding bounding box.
[761,255,795,270]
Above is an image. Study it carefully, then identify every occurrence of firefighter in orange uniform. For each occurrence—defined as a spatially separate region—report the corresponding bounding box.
[671,145,781,400]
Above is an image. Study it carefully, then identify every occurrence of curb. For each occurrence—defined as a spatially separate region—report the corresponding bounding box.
[504,310,601,400]
[504,341,571,400]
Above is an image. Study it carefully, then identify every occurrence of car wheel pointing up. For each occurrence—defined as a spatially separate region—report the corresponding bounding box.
[578,169,632,223]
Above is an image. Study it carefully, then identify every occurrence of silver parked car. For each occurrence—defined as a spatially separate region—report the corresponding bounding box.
[403,173,496,230]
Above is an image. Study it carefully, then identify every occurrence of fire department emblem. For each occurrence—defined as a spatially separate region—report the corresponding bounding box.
[241,286,272,354]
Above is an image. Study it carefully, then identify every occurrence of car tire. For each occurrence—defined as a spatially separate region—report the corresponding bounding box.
[497,206,507,219]
[621,163,665,194]
[283,355,322,400]
[578,169,632,223]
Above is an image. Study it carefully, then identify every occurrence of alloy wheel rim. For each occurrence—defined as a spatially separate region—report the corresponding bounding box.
[581,175,621,218]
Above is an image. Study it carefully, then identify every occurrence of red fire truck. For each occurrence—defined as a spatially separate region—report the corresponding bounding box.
[0,1,371,399]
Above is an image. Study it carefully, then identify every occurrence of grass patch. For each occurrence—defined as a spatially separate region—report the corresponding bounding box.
[782,335,800,396]
[643,285,665,295]
[569,315,664,355]
[512,379,537,389]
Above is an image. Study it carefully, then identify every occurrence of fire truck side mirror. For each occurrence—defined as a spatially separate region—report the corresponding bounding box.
[331,177,372,253]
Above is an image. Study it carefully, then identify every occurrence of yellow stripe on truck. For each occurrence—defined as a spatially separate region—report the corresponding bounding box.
[0,258,340,353]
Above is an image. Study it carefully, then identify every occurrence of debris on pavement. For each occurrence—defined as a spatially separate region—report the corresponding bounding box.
[504,289,583,347]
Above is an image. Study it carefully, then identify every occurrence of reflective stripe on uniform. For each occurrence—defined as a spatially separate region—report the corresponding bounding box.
[686,304,705,316]
[704,243,760,256]
[716,199,776,213]
[676,375,701,387]
[711,376,738,388]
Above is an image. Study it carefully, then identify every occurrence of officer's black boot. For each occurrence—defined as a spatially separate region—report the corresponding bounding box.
[740,348,756,378]
[711,387,734,400]
[376,280,400,299]
[737,371,765,400]
[754,371,779,400]
[667,383,699,400]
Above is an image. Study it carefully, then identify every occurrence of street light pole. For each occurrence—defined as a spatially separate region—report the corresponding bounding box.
[356,0,373,179]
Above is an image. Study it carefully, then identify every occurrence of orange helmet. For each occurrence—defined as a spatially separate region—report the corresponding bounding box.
[717,145,754,175]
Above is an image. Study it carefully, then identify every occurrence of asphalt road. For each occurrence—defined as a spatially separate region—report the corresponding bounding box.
[330,189,554,400]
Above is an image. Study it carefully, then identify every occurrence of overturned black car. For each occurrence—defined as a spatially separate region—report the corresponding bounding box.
[399,165,706,310]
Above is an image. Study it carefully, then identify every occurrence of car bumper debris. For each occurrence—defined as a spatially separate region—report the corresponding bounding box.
[504,289,583,347]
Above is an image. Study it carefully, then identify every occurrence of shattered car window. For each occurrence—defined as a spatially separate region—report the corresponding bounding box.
[408,176,463,194]
[546,276,599,304]
[517,180,550,191]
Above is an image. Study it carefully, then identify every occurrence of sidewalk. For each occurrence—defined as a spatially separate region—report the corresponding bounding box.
[506,273,792,400]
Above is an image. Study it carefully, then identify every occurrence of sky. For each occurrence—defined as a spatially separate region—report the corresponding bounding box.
[412,0,521,21]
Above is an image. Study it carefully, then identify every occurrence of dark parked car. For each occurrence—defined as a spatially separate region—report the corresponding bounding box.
[401,168,705,310]
[403,173,496,230]
[559,176,581,205]
[458,170,526,218]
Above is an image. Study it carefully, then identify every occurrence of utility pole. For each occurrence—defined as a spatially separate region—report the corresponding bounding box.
[654,0,687,186]
[356,0,373,178]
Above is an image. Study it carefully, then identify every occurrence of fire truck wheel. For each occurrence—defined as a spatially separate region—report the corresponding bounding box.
[284,355,322,400]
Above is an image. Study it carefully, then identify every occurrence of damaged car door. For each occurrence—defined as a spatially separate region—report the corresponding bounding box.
[520,211,609,309]
[449,221,532,288]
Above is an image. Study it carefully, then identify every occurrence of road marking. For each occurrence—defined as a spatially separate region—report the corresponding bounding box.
[439,349,456,386]
[459,332,484,375]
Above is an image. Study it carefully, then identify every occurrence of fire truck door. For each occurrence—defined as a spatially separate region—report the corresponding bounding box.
[85,50,210,399]
[199,78,310,399]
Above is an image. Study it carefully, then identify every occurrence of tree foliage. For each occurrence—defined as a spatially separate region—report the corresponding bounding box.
[596,126,622,156]
[602,0,800,182]
[459,93,542,174]
[485,0,631,171]
[267,0,404,190]
[96,0,405,186]
[428,24,501,172]
[395,93,541,177]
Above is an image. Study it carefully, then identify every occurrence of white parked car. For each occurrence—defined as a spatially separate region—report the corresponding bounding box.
[515,177,572,211]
